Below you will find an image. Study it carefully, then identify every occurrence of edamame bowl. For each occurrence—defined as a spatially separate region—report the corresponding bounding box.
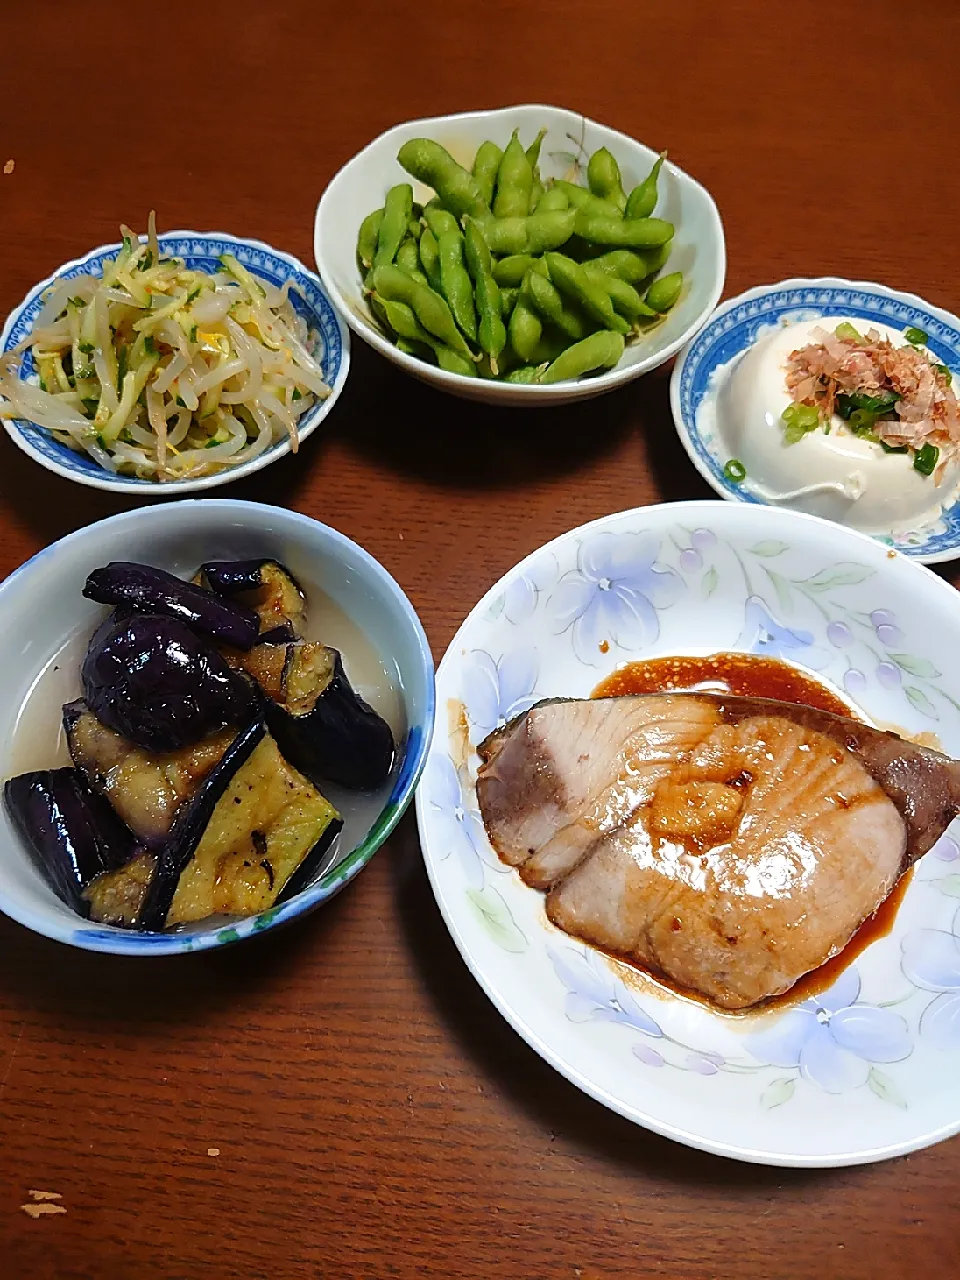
[315,104,725,406]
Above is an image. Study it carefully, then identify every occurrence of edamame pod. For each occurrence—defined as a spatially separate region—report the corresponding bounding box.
[624,152,666,220]
[492,254,541,287]
[436,347,478,377]
[419,226,442,291]
[374,184,414,269]
[521,270,588,342]
[536,186,570,213]
[526,128,547,168]
[471,140,503,209]
[370,264,475,359]
[587,147,627,212]
[357,207,384,271]
[538,330,625,384]
[503,365,544,384]
[396,237,428,287]
[583,249,656,284]
[493,129,533,219]
[499,286,520,318]
[545,253,630,336]
[528,178,544,213]
[436,228,478,343]
[645,270,684,313]
[463,218,506,373]
[423,204,459,239]
[508,297,543,364]
[476,208,576,256]
[552,180,623,220]
[572,213,674,248]
[582,263,657,319]
[398,138,487,219]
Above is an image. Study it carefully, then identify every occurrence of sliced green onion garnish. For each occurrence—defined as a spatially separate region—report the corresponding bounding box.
[904,326,928,346]
[934,363,952,382]
[292,387,302,400]
[723,458,747,483]
[913,443,939,476]
[781,401,821,444]
[879,441,908,454]
[143,335,157,355]
[834,321,862,342]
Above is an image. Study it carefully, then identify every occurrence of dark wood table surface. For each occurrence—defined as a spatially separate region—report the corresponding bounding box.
[3,2,960,1276]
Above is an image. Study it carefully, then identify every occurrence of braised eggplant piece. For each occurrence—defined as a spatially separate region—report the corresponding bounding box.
[64,700,235,847]
[84,853,157,927]
[84,562,259,650]
[82,612,252,754]
[222,641,394,789]
[197,559,306,643]
[4,768,136,913]
[138,718,342,929]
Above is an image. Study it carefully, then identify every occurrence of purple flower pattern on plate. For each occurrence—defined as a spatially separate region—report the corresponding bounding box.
[736,597,829,669]
[461,648,539,743]
[549,532,683,666]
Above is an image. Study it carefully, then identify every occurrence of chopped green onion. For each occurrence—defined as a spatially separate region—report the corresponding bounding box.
[834,321,863,342]
[78,341,94,355]
[879,441,908,454]
[187,285,202,303]
[190,325,198,343]
[121,235,134,253]
[81,398,98,416]
[836,389,900,420]
[116,346,128,394]
[143,335,157,355]
[291,387,302,400]
[75,365,95,381]
[119,430,134,444]
[68,296,84,310]
[904,326,928,346]
[781,401,821,444]
[913,443,939,476]
[934,363,952,382]
[140,250,153,271]
[723,458,747,483]
[175,396,186,408]
[204,437,221,448]
[96,433,108,449]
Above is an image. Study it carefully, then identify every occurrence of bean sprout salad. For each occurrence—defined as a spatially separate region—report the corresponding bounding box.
[0,216,330,481]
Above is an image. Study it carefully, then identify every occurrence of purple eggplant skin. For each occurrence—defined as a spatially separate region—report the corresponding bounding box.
[266,649,395,790]
[274,815,344,906]
[4,768,137,914]
[198,559,304,644]
[138,716,265,930]
[82,611,253,755]
[83,563,259,651]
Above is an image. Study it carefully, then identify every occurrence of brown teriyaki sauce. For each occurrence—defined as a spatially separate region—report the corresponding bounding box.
[589,652,912,1014]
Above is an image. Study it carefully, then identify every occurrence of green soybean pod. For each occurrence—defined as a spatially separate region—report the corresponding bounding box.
[526,127,547,168]
[499,286,520,318]
[472,140,503,208]
[508,296,543,364]
[436,346,478,377]
[503,365,543,384]
[493,129,533,218]
[492,254,539,287]
[524,208,577,254]
[536,186,570,213]
[645,271,684,313]
[396,337,435,361]
[573,213,675,248]
[528,177,544,213]
[583,249,655,284]
[587,147,627,212]
[522,269,588,342]
[374,183,414,269]
[553,180,623,220]
[419,226,442,291]
[407,218,423,240]
[582,263,657,319]
[527,328,569,365]
[423,204,459,239]
[463,217,506,372]
[539,330,625,384]
[357,207,384,272]
[642,241,673,275]
[370,264,475,359]
[396,237,427,286]
[545,253,630,336]
[398,138,487,218]
[624,152,666,220]
[374,295,433,346]
[436,228,478,343]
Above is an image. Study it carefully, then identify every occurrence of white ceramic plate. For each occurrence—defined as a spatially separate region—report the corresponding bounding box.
[415,500,960,1166]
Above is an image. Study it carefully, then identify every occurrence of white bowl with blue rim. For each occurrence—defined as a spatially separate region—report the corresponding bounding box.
[417,498,960,1166]
[1,232,350,495]
[0,500,434,954]
[670,277,960,564]
[315,104,725,405]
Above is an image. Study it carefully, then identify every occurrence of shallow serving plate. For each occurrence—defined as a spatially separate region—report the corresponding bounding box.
[670,278,960,563]
[1,232,350,495]
[415,499,960,1166]
[0,500,434,954]
[315,104,724,406]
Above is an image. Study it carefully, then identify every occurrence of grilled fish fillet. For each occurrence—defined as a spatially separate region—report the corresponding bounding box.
[477,694,960,1009]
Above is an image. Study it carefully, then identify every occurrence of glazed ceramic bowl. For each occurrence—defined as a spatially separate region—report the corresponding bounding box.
[0,501,434,954]
[670,277,960,563]
[417,499,960,1166]
[1,232,350,494]
[314,103,725,406]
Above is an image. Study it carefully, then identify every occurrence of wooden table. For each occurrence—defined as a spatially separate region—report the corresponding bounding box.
[2,2,960,1275]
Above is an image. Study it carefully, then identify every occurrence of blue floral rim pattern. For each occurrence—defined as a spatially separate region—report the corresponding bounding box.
[672,280,960,562]
[1,232,347,487]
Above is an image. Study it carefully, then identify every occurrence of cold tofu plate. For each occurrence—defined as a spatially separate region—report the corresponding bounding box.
[3,558,395,930]
[475,675,960,1011]
[0,216,331,482]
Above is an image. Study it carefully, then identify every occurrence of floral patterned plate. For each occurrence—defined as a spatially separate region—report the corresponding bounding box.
[415,500,960,1166]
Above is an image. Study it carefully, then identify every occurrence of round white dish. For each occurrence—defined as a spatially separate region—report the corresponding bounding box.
[670,278,960,563]
[314,103,725,406]
[0,500,434,955]
[1,232,350,495]
[416,499,960,1166]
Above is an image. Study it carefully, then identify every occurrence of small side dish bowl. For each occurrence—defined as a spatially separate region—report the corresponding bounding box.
[670,278,960,563]
[0,500,434,954]
[314,104,725,406]
[1,232,350,494]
